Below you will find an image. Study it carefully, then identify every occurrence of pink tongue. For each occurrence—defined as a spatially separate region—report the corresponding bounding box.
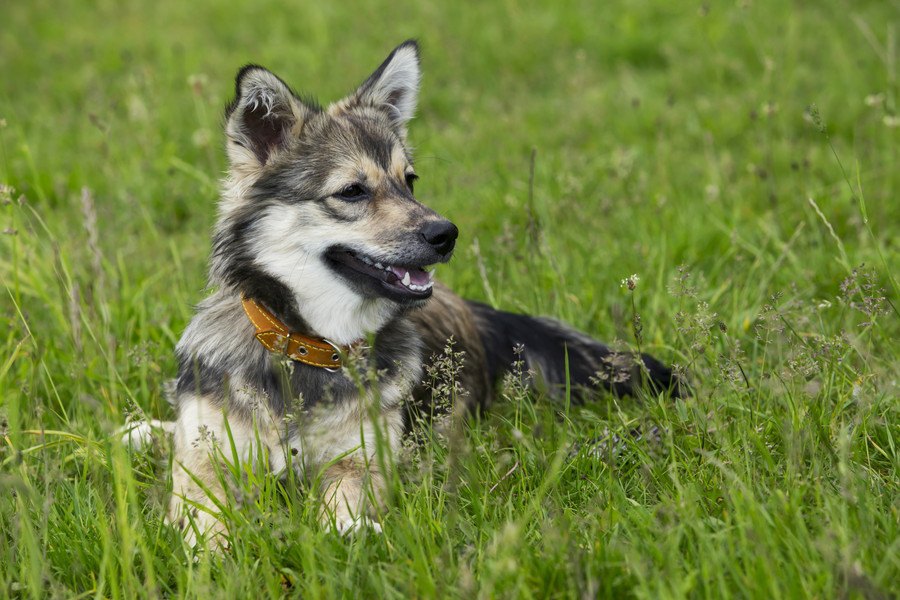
[388,266,430,286]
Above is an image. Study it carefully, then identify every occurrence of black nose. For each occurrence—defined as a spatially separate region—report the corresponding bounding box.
[420,220,458,256]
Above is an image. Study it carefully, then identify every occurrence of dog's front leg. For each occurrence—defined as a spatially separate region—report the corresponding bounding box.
[170,442,228,548]
[313,406,403,534]
[168,394,263,548]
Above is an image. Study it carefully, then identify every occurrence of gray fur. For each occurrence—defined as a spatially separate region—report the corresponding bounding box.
[174,290,424,425]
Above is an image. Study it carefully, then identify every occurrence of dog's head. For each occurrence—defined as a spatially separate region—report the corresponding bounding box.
[211,41,457,344]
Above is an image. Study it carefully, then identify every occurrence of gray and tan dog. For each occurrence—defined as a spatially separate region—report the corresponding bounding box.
[125,40,680,544]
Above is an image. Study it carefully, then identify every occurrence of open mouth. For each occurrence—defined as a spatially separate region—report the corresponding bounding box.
[325,247,435,302]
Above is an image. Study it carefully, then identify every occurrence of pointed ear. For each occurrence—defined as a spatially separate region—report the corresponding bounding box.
[225,66,313,168]
[341,40,421,132]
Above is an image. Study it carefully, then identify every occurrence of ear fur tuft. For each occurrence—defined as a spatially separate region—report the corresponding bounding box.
[225,66,313,167]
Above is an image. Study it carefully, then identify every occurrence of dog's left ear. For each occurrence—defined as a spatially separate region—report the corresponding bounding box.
[225,65,315,169]
[338,40,421,133]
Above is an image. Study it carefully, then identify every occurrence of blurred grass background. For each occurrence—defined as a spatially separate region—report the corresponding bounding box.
[1,0,898,597]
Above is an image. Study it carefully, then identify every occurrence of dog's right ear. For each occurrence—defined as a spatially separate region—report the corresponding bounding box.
[331,40,421,136]
[224,66,314,169]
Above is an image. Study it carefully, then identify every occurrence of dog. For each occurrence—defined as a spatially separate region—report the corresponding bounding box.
[125,40,680,544]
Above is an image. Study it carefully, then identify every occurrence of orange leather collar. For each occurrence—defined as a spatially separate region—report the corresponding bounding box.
[241,296,350,371]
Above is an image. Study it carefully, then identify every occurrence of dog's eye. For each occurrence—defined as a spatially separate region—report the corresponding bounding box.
[337,184,367,201]
[405,173,418,193]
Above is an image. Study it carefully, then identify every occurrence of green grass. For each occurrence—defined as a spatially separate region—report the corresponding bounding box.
[1,0,898,597]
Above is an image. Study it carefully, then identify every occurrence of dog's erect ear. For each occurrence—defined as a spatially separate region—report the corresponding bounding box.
[225,66,313,168]
[340,40,421,132]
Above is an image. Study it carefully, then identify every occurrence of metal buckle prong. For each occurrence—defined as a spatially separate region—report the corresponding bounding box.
[322,338,342,373]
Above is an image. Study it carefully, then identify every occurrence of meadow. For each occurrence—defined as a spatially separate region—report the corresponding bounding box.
[1,0,898,597]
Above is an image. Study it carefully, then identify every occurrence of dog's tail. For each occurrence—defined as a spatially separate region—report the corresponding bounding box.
[467,301,682,400]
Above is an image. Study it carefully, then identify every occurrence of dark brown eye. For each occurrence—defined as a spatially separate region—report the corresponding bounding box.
[337,184,367,201]
[405,173,418,193]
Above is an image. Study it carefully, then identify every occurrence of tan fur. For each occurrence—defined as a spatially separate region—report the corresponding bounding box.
[169,395,264,547]
[319,457,385,525]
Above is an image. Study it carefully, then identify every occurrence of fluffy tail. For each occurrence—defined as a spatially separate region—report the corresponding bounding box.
[467,301,682,400]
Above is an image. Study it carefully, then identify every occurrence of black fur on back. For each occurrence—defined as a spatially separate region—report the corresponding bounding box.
[467,301,681,400]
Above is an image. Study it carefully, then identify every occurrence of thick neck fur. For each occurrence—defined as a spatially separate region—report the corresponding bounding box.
[175,288,424,421]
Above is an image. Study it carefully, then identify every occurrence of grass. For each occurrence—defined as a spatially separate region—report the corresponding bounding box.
[1,0,898,597]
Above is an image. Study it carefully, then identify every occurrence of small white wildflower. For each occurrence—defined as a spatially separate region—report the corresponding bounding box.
[127,94,148,122]
[621,274,640,291]
[864,93,884,107]
[883,115,899,128]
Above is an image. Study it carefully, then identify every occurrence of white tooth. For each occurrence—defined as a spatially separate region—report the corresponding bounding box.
[375,262,384,269]
[428,269,436,280]
[401,272,411,286]
[424,281,434,289]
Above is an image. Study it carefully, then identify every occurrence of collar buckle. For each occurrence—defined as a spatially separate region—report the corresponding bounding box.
[321,338,343,373]
[242,296,359,372]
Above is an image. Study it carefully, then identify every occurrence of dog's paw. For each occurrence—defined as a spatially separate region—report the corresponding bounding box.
[118,419,175,450]
[333,516,383,536]
[169,505,229,553]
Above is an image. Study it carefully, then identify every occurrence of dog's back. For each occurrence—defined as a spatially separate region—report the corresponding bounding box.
[408,283,680,417]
